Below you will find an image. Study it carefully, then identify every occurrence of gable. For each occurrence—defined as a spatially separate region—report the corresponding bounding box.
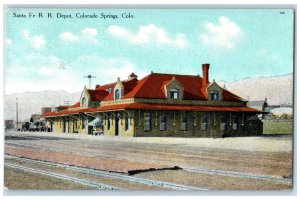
[80,87,90,107]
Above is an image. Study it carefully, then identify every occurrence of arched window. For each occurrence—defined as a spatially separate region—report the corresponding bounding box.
[210,90,219,101]
[181,111,188,131]
[81,97,85,106]
[160,113,168,131]
[170,89,179,99]
[125,113,131,131]
[115,89,120,100]
[144,112,152,131]
[201,115,209,130]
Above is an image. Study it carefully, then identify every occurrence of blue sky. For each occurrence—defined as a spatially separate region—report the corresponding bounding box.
[4,8,294,94]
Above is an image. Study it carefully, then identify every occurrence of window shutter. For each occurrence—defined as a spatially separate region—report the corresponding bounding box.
[160,123,166,131]
[233,123,238,130]
[220,123,226,130]
[201,123,207,130]
[181,123,187,131]
[144,122,151,131]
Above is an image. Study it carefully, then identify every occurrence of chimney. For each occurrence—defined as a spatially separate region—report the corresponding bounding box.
[202,63,210,85]
[128,72,138,80]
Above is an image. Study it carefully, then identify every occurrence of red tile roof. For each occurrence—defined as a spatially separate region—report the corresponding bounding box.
[222,89,245,101]
[100,78,138,101]
[42,107,95,117]
[41,111,57,117]
[69,102,80,108]
[87,103,263,113]
[88,90,109,101]
[57,105,70,109]
[80,72,245,103]
[42,102,263,117]
[124,73,207,100]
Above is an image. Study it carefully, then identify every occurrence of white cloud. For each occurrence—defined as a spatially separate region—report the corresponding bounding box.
[5,53,79,94]
[22,30,30,39]
[31,36,46,49]
[200,16,241,49]
[21,30,46,49]
[59,27,99,45]
[59,32,79,42]
[107,24,188,48]
[81,28,98,37]
[5,52,147,94]
[74,54,149,85]
[5,38,13,45]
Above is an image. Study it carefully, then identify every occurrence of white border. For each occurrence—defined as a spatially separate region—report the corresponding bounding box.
[1,1,298,200]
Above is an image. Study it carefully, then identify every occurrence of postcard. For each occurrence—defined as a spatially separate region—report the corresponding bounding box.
[3,6,294,193]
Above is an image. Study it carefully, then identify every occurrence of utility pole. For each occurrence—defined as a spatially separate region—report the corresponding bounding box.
[83,74,97,89]
[16,98,18,131]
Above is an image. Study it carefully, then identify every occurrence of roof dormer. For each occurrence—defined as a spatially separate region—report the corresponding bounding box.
[164,76,184,100]
[207,80,223,101]
[80,86,90,107]
[114,77,124,100]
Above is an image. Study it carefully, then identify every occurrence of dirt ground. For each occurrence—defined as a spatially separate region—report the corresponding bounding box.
[4,167,95,190]
[4,131,293,191]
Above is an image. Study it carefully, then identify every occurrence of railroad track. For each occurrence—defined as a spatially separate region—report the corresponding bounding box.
[5,163,122,190]
[5,141,291,167]
[5,155,207,191]
[182,167,292,185]
[5,142,292,185]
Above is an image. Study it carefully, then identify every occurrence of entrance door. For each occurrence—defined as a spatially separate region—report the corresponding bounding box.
[63,118,66,133]
[115,112,122,136]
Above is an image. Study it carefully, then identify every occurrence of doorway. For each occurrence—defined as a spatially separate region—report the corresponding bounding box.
[115,112,122,136]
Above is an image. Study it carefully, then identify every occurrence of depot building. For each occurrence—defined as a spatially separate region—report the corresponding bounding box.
[42,64,264,138]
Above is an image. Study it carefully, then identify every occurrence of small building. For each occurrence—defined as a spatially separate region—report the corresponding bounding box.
[5,120,14,129]
[41,107,52,115]
[248,98,268,112]
[42,64,263,137]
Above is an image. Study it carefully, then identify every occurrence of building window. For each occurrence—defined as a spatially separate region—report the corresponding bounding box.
[144,112,152,131]
[115,89,121,100]
[81,97,86,106]
[82,117,86,129]
[201,116,209,130]
[233,115,239,130]
[108,113,113,130]
[181,112,188,131]
[210,90,219,101]
[220,116,227,131]
[125,113,131,131]
[160,113,168,131]
[170,89,179,99]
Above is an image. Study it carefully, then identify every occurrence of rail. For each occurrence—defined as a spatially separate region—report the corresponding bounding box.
[5,155,208,191]
[5,162,122,190]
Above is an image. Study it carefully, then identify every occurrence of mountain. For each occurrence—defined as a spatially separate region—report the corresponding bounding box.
[4,90,81,122]
[219,73,293,105]
[4,73,293,122]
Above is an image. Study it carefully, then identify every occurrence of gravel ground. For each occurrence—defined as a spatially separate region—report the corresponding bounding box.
[5,146,174,174]
[134,170,292,190]
[4,167,95,190]
[4,131,293,190]
[11,131,292,152]
[5,158,165,190]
